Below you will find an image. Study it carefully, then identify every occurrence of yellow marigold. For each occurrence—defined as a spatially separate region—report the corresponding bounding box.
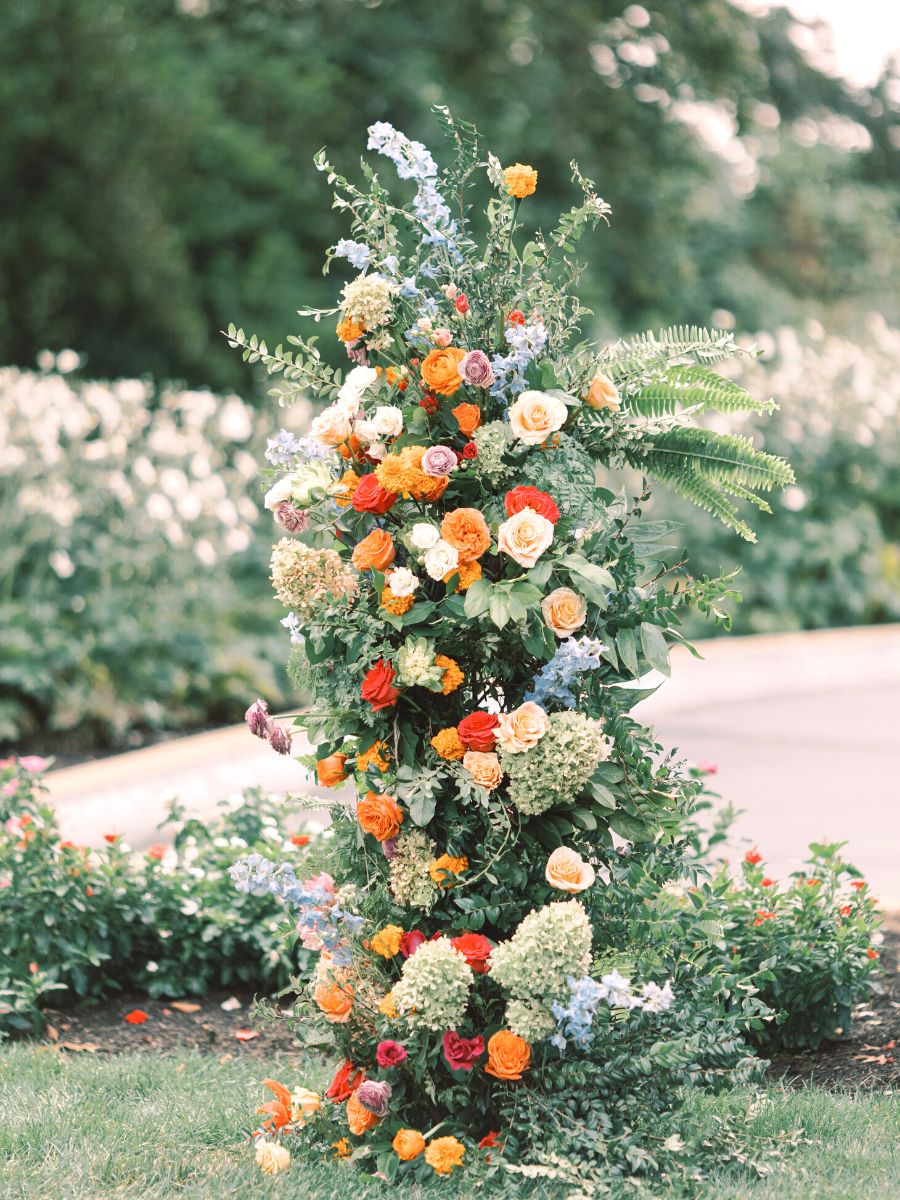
[429,854,469,888]
[335,467,361,508]
[357,740,390,773]
[444,560,482,593]
[379,991,398,1018]
[381,587,415,616]
[425,1135,465,1177]
[376,447,449,502]
[431,727,466,761]
[503,163,538,199]
[333,1138,352,1159]
[336,315,365,342]
[435,654,463,695]
[371,924,404,958]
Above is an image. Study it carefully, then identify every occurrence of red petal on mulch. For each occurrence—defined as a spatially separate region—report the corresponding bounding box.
[234,1028,260,1041]
[123,1009,149,1025]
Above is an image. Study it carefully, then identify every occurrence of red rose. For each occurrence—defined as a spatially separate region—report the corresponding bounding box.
[504,485,560,525]
[375,1039,408,1068]
[457,712,499,752]
[399,930,426,958]
[325,1058,365,1102]
[451,932,493,974]
[442,1029,485,1071]
[361,659,401,711]
[462,441,478,459]
[455,293,470,314]
[352,473,397,515]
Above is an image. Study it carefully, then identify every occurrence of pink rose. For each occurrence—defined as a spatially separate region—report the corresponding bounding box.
[434,328,453,347]
[458,350,495,388]
[399,929,426,958]
[275,502,309,533]
[442,1029,485,1071]
[17,756,48,774]
[421,445,458,477]
[375,1040,408,1068]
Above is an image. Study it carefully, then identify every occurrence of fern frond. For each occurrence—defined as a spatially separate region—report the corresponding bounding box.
[653,469,757,542]
[604,326,753,382]
[638,427,794,492]
[627,365,775,419]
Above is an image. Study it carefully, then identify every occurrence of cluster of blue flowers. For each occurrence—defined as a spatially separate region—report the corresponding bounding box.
[265,429,332,467]
[526,635,607,708]
[333,238,372,270]
[230,854,362,959]
[366,122,457,249]
[490,319,548,403]
[551,970,674,1053]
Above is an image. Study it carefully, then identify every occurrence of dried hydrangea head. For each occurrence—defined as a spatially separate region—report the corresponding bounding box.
[269,539,357,621]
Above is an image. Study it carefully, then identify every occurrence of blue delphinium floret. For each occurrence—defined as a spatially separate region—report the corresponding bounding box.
[526,636,607,708]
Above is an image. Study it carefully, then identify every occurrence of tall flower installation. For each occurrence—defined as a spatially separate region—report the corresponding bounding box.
[229,110,793,1187]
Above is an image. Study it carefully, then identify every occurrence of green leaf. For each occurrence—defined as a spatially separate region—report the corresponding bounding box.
[639,622,670,676]
[463,579,491,619]
[616,628,639,677]
[489,594,511,629]
[409,792,436,827]
[609,812,652,841]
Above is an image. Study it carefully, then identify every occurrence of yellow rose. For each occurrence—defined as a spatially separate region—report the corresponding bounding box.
[503,163,538,199]
[497,507,554,568]
[255,1140,291,1175]
[291,1088,321,1124]
[541,587,587,638]
[462,750,503,791]
[310,403,353,447]
[584,370,621,412]
[545,846,596,893]
[508,389,568,445]
[496,701,549,754]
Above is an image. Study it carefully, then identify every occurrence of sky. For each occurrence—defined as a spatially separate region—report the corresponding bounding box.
[741,0,900,85]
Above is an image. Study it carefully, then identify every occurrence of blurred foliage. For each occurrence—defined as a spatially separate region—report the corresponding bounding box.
[0,0,897,388]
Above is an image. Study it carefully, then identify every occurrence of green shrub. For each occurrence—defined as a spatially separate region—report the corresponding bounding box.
[0,757,320,1036]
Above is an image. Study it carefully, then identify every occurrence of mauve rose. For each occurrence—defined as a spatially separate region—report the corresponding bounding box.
[442,1029,485,1071]
[421,444,458,478]
[399,930,426,958]
[356,1079,392,1117]
[245,698,270,738]
[267,723,292,755]
[381,838,398,860]
[275,502,309,533]
[458,350,495,388]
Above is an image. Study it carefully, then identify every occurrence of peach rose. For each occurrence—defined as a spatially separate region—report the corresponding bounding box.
[462,750,503,791]
[441,508,491,563]
[507,390,568,445]
[451,401,482,436]
[584,370,621,412]
[541,587,587,638]
[316,753,349,788]
[351,528,395,571]
[393,1129,426,1161]
[310,403,353,447]
[356,791,404,842]
[313,976,354,1023]
[545,846,596,893]
[485,1030,531,1080]
[421,347,466,397]
[496,701,548,754]
[346,1090,380,1135]
[497,507,554,568]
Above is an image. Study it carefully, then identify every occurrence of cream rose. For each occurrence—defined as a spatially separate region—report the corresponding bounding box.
[356,404,404,443]
[410,522,440,550]
[424,538,460,580]
[310,403,352,447]
[496,701,549,754]
[497,506,554,568]
[387,567,419,597]
[336,364,378,413]
[508,389,568,445]
[255,1141,291,1175]
[541,587,587,638]
[462,750,503,791]
[263,474,295,512]
[291,1087,322,1124]
[545,846,596,893]
[584,370,621,412]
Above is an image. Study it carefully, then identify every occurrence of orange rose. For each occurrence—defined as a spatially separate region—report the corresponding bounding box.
[393,1129,426,1161]
[462,750,503,791]
[451,401,482,436]
[441,508,491,563]
[314,977,354,1024]
[541,587,587,638]
[485,1030,531,1080]
[356,791,404,842]
[351,529,395,571]
[421,347,466,397]
[316,753,349,788]
[584,370,621,412]
[346,1090,380,1135]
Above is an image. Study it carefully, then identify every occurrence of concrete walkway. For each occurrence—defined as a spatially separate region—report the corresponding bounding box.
[44,625,899,905]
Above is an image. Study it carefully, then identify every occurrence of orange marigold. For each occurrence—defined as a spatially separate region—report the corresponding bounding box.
[376,447,449,502]
[379,991,398,1018]
[333,1138,352,1159]
[371,924,404,957]
[444,559,482,592]
[425,1136,465,1176]
[335,468,361,508]
[503,163,538,199]
[381,587,415,616]
[429,854,469,888]
[434,654,463,695]
[336,315,365,342]
[441,508,491,562]
[357,740,390,773]
[430,727,466,761]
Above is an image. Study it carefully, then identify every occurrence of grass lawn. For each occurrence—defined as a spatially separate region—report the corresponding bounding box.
[0,1046,897,1199]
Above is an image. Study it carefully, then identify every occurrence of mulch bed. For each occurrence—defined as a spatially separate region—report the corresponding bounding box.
[29,922,899,1088]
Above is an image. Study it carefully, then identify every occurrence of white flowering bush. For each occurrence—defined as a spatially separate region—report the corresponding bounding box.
[0,361,305,748]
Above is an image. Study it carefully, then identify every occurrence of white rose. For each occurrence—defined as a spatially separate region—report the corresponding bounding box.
[387,567,419,597]
[310,404,352,447]
[366,441,388,462]
[410,522,440,550]
[263,475,295,512]
[508,389,568,445]
[369,405,404,438]
[337,365,378,409]
[497,506,555,567]
[423,538,460,580]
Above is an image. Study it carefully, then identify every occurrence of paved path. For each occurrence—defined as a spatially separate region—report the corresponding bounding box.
[45,625,899,905]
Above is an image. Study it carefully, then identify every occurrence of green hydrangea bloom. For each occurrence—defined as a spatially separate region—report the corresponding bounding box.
[499,710,611,815]
[470,421,513,482]
[396,636,443,689]
[505,998,557,1042]
[392,936,473,1031]
[490,899,593,1007]
[388,828,439,911]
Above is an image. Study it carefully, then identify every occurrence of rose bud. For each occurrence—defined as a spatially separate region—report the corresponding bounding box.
[267,723,292,755]
[245,698,270,739]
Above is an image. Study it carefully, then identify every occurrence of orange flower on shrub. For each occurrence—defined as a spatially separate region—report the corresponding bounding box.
[334,467,361,507]
[379,991,398,1018]
[431,727,466,761]
[421,346,466,396]
[381,587,415,616]
[429,854,469,888]
[376,446,449,501]
[441,508,491,562]
[326,1059,365,1102]
[357,740,390,773]
[257,1078,293,1133]
[357,791,404,842]
[393,1129,426,1161]
[425,1135,465,1176]
[314,976,354,1023]
[316,753,349,788]
[444,560,482,592]
[346,1090,380,1135]
[352,529,395,571]
[485,1029,531,1080]
[435,654,463,694]
[371,924,404,957]
[503,163,538,198]
[337,315,365,342]
[451,401,481,436]
[333,1138,352,1158]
